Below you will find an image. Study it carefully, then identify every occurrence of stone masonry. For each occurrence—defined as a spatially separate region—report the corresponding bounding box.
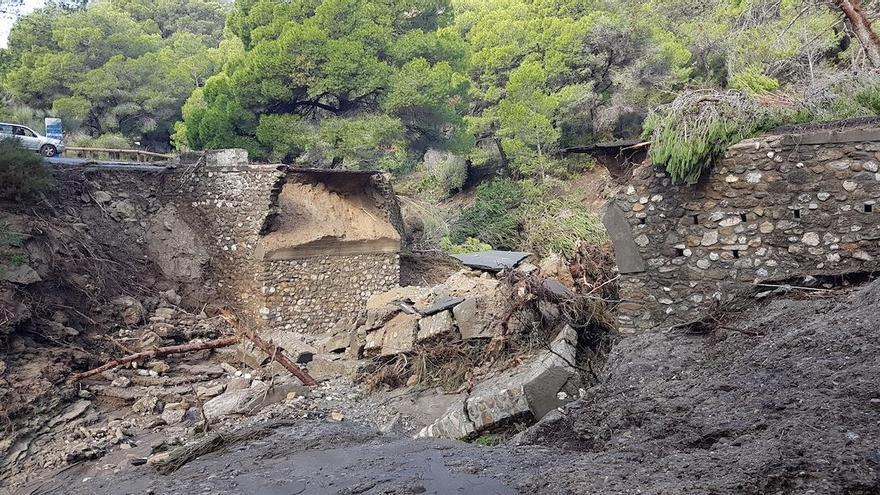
[604,125,880,333]
[73,149,403,340]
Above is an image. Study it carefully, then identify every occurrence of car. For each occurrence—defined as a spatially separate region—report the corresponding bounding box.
[0,122,65,157]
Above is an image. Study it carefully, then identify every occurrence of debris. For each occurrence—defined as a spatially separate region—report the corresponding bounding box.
[49,400,92,427]
[330,412,345,422]
[0,264,42,285]
[148,420,296,474]
[70,335,242,382]
[219,310,318,386]
[451,250,531,272]
[202,378,309,421]
[131,395,160,415]
[418,296,464,316]
[111,376,131,388]
[417,310,457,342]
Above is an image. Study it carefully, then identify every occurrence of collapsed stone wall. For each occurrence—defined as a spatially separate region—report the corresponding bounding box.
[605,125,880,333]
[60,149,402,340]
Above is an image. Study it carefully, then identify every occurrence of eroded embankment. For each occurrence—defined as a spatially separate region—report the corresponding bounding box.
[25,278,880,495]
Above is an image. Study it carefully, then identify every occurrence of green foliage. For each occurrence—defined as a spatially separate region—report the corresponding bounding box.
[426,151,468,194]
[1,0,228,148]
[68,132,131,148]
[0,139,54,201]
[177,0,473,169]
[645,91,762,185]
[456,0,692,179]
[729,66,779,95]
[470,434,502,446]
[0,222,26,248]
[520,193,606,256]
[439,236,491,254]
[451,178,525,250]
[450,178,606,256]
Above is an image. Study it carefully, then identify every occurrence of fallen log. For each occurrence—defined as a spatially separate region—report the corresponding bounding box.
[69,335,241,382]
[219,309,318,386]
[71,316,318,386]
[246,329,318,386]
[149,420,297,474]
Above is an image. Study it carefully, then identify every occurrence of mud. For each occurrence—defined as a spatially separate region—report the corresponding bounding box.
[12,280,878,494]
[40,420,553,495]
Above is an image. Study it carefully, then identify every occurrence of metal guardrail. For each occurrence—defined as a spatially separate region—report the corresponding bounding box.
[62,146,174,163]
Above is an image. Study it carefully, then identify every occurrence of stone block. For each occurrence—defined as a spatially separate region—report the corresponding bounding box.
[417,310,457,342]
[452,297,493,339]
[203,377,309,421]
[380,313,419,356]
[364,327,385,355]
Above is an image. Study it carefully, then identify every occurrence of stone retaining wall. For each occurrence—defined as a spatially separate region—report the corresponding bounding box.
[604,126,880,333]
[260,254,400,334]
[69,149,402,339]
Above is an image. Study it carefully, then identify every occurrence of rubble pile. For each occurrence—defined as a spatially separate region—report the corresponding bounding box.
[315,252,610,441]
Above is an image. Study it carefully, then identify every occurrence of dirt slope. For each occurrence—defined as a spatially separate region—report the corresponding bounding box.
[522,279,880,494]
[34,279,880,495]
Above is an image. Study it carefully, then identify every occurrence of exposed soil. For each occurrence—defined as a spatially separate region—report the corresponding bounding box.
[260,180,400,259]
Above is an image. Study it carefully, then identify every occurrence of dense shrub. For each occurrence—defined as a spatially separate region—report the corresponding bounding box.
[450,179,525,250]
[643,90,760,185]
[67,132,130,149]
[0,138,53,200]
[449,178,607,257]
[440,236,492,254]
[520,196,606,256]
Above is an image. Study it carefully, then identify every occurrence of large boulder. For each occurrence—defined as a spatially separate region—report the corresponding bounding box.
[1,264,41,285]
[112,296,145,326]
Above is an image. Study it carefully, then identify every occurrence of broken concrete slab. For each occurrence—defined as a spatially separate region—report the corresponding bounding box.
[416,401,476,440]
[306,354,365,380]
[366,286,426,310]
[380,313,419,356]
[417,310,457,342]
[450,251,531,272]
[417,325,581,439]
[452,297,493,340]
[418,296,464,316]
[521,325,581,418]
[466,379,532,432]
[602,203,646,274]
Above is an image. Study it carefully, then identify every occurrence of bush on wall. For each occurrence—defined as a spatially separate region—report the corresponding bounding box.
[0,138,53,201]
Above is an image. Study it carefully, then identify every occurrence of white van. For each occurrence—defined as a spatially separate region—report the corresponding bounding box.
[0,122,65,157]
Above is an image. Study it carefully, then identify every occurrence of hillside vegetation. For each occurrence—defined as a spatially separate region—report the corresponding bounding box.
[2,0,880,253]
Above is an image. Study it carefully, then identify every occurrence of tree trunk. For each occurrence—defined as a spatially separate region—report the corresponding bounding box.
[833,0,880,68]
